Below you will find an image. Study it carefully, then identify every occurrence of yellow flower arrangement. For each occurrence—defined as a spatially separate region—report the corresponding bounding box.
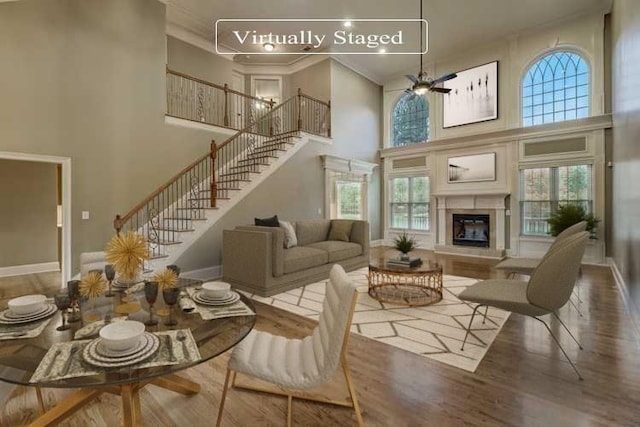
[80,271,107,299]
[152,269,178,290]
[105,231,150,282]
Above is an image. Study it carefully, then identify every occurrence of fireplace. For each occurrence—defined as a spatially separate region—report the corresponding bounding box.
[452,214,490,248]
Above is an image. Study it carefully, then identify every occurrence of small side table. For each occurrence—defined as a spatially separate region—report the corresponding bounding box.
[368,258,443,306]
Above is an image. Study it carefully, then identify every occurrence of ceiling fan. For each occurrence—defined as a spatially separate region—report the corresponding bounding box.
[405,0,457,97]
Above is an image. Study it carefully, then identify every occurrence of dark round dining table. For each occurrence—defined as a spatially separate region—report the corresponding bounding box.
[0,278,256,426]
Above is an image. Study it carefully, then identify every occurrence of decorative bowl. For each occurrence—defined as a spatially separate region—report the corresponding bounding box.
[201,281,231,299]
[8,294,47,316]
[99,320,145,351]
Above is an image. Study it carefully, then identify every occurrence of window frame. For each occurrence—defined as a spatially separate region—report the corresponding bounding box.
[391,92,430,147]
[388,174,431,232]
[332,176,366,221]
[519,162,594,237]
[520,49,591,128]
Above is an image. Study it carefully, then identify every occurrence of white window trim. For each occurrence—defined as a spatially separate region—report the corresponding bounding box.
[321,155,378,222]
[387,173,432,233]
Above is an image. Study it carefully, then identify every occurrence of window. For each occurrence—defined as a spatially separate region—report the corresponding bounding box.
[390,176,430,231]
[392,93,430,146]
[335,179,363,220]
[520,164,592,236]
[522,51,589,127]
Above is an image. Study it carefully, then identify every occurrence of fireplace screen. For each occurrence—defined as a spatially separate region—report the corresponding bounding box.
[452,214,490,248]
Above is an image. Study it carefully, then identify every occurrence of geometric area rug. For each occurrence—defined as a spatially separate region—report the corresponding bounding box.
[246,267,510,373]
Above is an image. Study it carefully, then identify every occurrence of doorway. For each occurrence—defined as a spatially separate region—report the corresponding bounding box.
[0,152,71,289]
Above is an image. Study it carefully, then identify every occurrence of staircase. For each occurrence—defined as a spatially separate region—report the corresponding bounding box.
[113,89,331,272]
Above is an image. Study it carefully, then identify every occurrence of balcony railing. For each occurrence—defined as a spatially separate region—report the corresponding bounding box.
[166,69,331,137]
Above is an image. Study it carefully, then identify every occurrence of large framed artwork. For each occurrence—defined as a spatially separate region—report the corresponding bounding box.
[447,153,496,183]
[443,61,498,128]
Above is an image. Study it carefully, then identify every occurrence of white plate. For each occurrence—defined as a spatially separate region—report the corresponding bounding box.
[0,304,57,325]
[95,334,148,358]
[193,291,240,306]
[4,304,49,319]
[196,291,236,302]
[83,333,159,366]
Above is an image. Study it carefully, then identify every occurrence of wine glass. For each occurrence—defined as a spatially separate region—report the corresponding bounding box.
[162,287,180,326]
[54,293,71,331]
[67,280,81,323]
[104,264,116,297]
[144,281,159,326]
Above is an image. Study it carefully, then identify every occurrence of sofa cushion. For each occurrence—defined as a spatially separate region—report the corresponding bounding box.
[306,241,363,263]
[279,220,298,249]
[283,247,329,274]
[255,215,279,227]
[296,220,331,246]
[328,220,353,242]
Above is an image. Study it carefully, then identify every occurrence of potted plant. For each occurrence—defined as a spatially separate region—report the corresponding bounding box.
[394,231,417,260]
[547,204,600,237]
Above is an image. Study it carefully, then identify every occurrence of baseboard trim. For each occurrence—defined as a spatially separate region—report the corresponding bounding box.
[608,257,640,345]
[182,265,223,282]
[0,262,60,278]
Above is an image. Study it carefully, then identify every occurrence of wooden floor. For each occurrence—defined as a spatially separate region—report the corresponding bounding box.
[1,250,639,426]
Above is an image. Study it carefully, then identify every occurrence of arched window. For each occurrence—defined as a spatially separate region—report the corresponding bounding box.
[392,93,429,146]
[522,51,589,127]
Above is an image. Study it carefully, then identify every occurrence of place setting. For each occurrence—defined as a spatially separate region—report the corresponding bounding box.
[182,281,255,320]
[0,294,57,340]
[30,320,202,383]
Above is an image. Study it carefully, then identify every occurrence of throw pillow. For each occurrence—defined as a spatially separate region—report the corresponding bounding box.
[254,215,279,227]
[279,220,298,249]
[328,220,353,242]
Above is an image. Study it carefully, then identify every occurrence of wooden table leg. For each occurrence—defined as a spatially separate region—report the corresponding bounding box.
[150,373,200,395]
[121,384,142,427]
[28,389,103,427]
[35,387,46,415]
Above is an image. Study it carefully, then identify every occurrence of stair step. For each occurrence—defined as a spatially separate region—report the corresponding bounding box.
[156,227,195,232]
[219,171,257,178]
[164,217,206,221]
[245,154,278,160]
[175,206,218,211]
[153,240,182,246]
[231,163,268,169]
[238,157,274,164]
[149,254,170,260]
[191,197,231,202]
[217,179,250,184]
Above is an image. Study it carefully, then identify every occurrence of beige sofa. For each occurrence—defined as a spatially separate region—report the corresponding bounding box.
[223,219,369,297]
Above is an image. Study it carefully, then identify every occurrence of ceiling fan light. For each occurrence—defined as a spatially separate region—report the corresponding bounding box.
[263,43,275,52]
[413,86,429,95]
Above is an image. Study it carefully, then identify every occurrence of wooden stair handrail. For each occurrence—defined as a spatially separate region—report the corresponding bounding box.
[298,92,331,108]
[114,88,330,233]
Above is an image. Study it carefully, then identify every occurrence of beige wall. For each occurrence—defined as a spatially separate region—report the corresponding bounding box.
[284,59,332,102]
[176,60,383,271]
[167,36,236,86]
[611,0,640,316]
[0,0,227,274]
[0,160,57,267]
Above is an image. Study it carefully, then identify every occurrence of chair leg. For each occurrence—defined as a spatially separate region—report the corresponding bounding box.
[461,304,483,351]
[216,368,232,427]
[567,296,584,317]
[342,359,364,427]
[287,394,292,427]
[552,312,583,350]
[533,317,583,381]
[482,306,489,324]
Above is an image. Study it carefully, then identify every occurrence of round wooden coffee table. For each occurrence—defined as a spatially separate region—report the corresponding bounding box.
[368,258,443,306]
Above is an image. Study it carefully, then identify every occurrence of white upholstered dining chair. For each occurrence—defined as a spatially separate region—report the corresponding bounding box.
[215,264,364,427]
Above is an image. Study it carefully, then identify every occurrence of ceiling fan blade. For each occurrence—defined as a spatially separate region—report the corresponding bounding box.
[405,74,419,84]
[432,73,457,85]
[430,87,452,94]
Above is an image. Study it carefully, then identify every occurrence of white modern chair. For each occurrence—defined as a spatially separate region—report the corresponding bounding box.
[459,231,589,380]
[215,264,364,427]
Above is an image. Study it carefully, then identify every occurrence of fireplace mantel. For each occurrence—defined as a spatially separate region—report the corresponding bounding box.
[434,192,509,259]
